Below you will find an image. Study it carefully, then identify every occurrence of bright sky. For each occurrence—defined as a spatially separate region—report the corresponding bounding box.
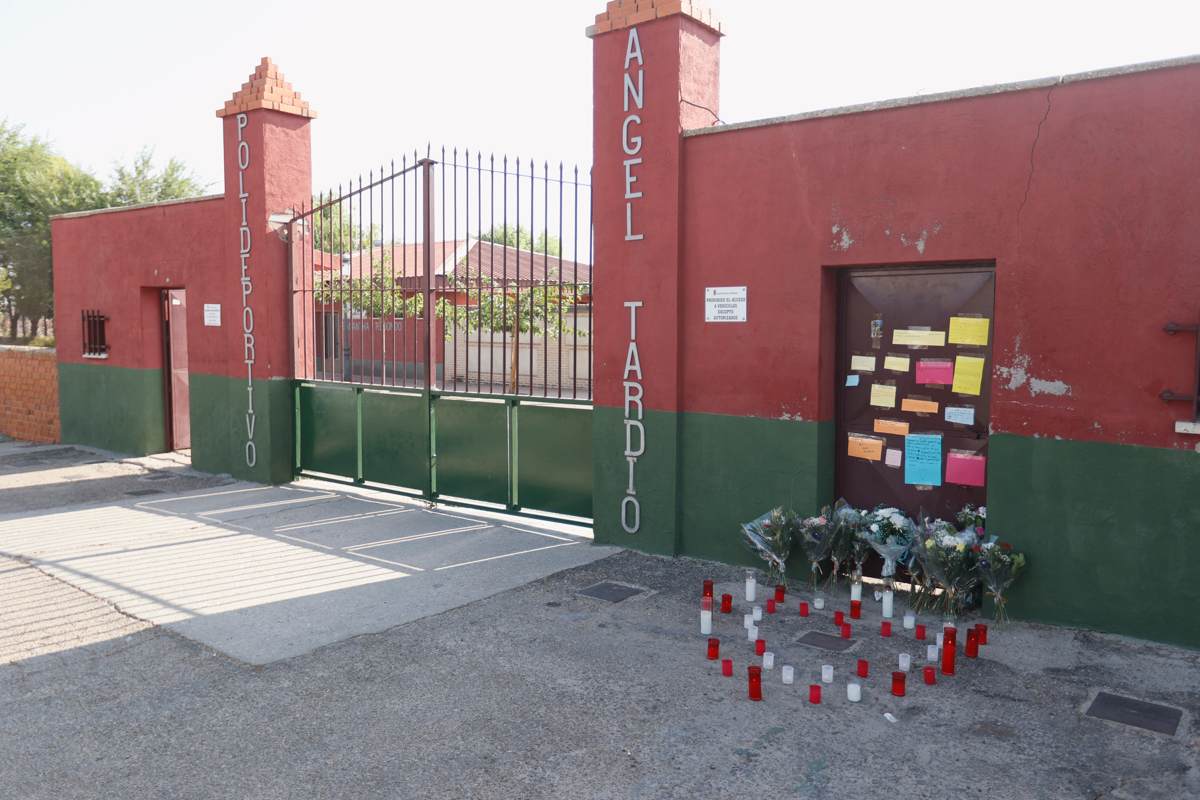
[2,0,1198,194]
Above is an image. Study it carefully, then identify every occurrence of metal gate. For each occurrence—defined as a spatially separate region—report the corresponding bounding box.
[288,150,594,520]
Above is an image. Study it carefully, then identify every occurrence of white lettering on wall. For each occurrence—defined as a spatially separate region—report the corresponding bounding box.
[236,112,257,468]
[621,300,644,533]
[622,27,645,242]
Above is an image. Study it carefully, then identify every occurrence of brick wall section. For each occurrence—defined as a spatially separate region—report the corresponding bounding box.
[587,0,723,36]
[0,346,60,443]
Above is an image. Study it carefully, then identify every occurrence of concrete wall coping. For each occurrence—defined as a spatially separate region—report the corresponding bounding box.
[684,53,1200,138]
[0,344,55,355]
[51,193,224,221]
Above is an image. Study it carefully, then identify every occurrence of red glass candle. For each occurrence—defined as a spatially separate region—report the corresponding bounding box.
[922,665,936,685]
[722,658,733,677]
[915,624,927,641]
[748,666,763,701]
[850,600,862,619]
[941,637,957,675]
[720,593,733,614]
[755,638,766,656]
[701,596,713,612]
[975,623,988,645]
[891,670,906,697]
[856,658,869,678]
[834,610,845,626]
[944,626,957,648]
[702,579,714,598]
[965,629,979,659]
[808,684,822,704]
[774,584,786,603]
[841,623,851,639]
[707,637,720,660]
[799,601,810,617]
[880,621,892,637]
[766,599,777,614]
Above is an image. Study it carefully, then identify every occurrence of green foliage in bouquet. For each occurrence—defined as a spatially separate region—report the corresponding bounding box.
[740,507,799,587]
[976,541,1026,623]
[797,508,836,593]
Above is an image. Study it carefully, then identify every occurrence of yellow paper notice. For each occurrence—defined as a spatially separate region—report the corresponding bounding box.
[893,329,947,347]
[952,355,986,396]
[949,317,990,346]
[901,398,940,414]
[848,434,884,462]
[874,418,910,436]
[870,383,897,409]
[850,355,877,373]
[884,355,911,372]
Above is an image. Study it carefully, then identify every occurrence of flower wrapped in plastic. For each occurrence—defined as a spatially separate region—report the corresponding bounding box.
[976,541,1026,623]
[919,525,980,619]
[797,508,836,594]
[955,504,987,536]
[740,507,798,587]
[832,499,871,591]
[908,514,955,613]
[861,506,915,593]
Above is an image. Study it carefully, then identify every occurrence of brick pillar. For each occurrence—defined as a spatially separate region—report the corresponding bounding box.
[191,58,314,483]
[589,2,722,551]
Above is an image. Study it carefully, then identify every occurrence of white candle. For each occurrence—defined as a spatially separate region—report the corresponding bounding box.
[903,612,916,630]
[748,625,758,642]
[763,651,775,669]
[927,644,939,662]
[743,613,754,629]
[752,605,763,622]
[936,632,944,648]
[700,609,712,635]
[813,597,825,610]
[745,573,756,602]
[847,682,862,702]
[899,653,912,671]
[874,590,883,602]
[782,665,794,684]
[882,590,894,619]
[850,582,862,602]
[821,664,834,683]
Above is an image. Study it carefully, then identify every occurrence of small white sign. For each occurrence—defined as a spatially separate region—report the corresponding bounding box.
[203,304,221,327]
[705,286,747,323]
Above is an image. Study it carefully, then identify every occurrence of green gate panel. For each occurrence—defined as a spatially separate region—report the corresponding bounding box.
[435,397,508,505]
[298,384,358,479]
[518,403,593,518]
[362,390,428,491]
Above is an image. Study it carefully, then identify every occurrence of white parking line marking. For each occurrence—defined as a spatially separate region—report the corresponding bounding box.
[345,524,491,551]
[433,541,579,572]
[273,507,413,532]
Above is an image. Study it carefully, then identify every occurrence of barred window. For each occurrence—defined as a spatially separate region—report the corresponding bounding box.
[81,309,109,358]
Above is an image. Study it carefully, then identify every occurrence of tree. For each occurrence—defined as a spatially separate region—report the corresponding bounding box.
[103,148,206,207]
[479,224,561,257]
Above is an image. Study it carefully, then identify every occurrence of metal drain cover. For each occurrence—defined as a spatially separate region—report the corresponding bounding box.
[124,488,164,497]
[578,581,642,603]
[1086,692,1182,736]
[797,631,856,652]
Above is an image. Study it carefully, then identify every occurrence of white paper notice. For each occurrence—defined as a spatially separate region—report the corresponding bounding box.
[705,286,747,322]
[944,406,975,426]
[203,304,221,327]
[885,448,902,468]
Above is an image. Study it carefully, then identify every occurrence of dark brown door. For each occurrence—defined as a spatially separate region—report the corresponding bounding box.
[162,289,191,450]
[836,264,994,521]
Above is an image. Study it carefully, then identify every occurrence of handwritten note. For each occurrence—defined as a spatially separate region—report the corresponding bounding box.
[915,359,954,385]
[870,383,897,409]
[904,434,943,486]
[893,329,946,347]
[845,374,861,387]
[850,355,877,373]
[884,355,911,372]
[952,355,986,396]
[949,316,990,346]
[944,406,975,426]
[885,448,902,468]
[874,418,910,436]
[901,398,939,414]
[946,451,987,487]
[848,434,884,462]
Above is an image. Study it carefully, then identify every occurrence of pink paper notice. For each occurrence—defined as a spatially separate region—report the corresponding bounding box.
[915,359,954,385]
[945,452,987,487]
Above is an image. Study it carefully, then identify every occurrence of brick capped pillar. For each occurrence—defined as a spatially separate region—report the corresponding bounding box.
[190,58,314,483]
[589,3,722,552]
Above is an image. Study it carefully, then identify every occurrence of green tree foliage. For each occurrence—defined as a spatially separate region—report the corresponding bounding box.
[309,202,380,255]
[479,224,561,257]
[104,148,206,207]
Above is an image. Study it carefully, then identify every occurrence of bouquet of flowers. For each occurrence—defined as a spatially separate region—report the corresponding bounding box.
[908,514,956,613]
[956,504,987,534]
[797,507,837,593]
[741,507,799,587]
[832,499,872,589]
[919,525,980,619]
[976,541,1026,623]
[861,506,915,592]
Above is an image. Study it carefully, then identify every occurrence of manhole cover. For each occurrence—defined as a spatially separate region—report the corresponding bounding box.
[578,581,642,603]
[1085,692,1182,736]
[796,631,856,652]
[125,488,164,497]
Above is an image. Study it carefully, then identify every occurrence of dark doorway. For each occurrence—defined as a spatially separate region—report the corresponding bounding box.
[161,289,191,451]
[835,264,994,521]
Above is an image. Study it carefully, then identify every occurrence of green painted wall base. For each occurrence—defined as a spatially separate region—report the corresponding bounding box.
[59,362,167,455]
[190,372,294,484]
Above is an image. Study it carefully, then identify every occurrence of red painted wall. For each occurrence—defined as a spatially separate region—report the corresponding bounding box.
[52,197,225,371]
[679,64,1200,449]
